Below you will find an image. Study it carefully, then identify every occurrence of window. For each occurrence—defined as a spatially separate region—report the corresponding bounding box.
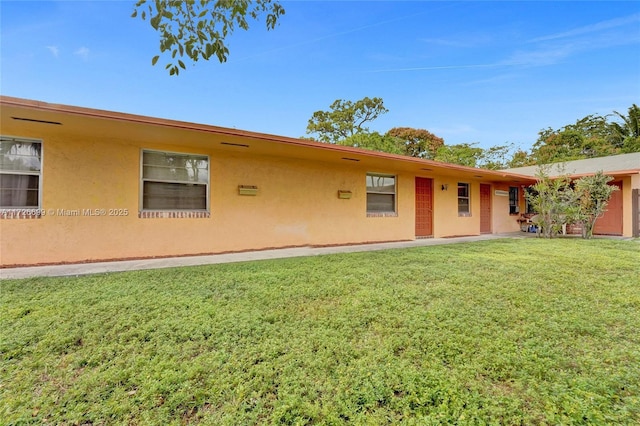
[509,186,519,215]
[0,137,42,209]
[141,150,209,210]
[366,173,396,213]
[458,182,470,215]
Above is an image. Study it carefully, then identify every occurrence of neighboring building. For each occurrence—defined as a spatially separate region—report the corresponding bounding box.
[503,153,640,237]
[1,96,628,267]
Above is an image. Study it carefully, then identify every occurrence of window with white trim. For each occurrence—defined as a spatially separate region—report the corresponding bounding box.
[366,173,396,213]
[458,182,470,215]
[0,137,42,209]
[141,150,209,211]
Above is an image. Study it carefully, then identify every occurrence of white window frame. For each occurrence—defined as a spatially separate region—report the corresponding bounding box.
[140,149,210,212]
[458,182,470,216]
[366,173,396,214]
[0,136,43,210]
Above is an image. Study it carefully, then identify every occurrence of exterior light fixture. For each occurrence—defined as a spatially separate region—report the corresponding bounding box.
[441,184,448,191]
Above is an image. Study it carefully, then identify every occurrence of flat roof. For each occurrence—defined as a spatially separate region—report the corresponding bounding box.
[503,153,640,178]
[1,96,536,183]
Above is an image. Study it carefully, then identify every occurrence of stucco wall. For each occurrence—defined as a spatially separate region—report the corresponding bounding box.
[1,132,421,266]
[621,176,634,237]
[0,108,539,266]
[431,178,479,237]
[492,183,523,234]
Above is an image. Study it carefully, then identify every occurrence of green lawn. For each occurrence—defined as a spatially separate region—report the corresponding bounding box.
[2,238,639,425]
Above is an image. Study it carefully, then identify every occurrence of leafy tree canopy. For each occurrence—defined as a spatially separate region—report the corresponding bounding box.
[611,104,640,153]
[338,132,405,156]
[306,97,388,143]
[505,148,534,168]
[305,98,638,168]
[431,143,518,169]
[529,105,640,165]
[478,144,521,170]
[133,0,285,75]
[433,143,484,168]
[386,127,444,159]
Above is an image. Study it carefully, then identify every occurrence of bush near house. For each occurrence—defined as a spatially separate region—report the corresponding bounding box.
[2,239,639,424]
[525,168,619,238]
[573,172,619,238]
[524,167,575,238]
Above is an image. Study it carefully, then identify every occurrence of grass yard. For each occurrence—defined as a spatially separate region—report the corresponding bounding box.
[1,238,640,425]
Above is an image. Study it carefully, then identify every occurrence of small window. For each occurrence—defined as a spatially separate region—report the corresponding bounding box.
[509,186,519,215]
[458,182,470,215]
[366,173,396,213]
[141,150,209,211]
[0,137,42,209]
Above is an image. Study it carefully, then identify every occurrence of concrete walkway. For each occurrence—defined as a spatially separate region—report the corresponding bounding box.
[0,232,542,280]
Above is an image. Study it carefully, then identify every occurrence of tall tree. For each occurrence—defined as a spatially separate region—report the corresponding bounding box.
[306,97,388,143]
[385,127,444,159]
[133,0,285,75]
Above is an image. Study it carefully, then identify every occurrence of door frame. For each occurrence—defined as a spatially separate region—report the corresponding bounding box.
[415,177,433,237]
[480,183,492,234]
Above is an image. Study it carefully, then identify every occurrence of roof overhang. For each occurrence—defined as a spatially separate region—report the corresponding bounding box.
[0,96,536,183]
[565,170,640,179]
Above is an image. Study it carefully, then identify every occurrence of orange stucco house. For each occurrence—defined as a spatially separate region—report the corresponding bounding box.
[0,97,636,267]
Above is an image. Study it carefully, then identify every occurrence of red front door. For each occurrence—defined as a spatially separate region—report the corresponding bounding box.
[415,177,433,237]
[480,184,492,234]
[594,181,623,235]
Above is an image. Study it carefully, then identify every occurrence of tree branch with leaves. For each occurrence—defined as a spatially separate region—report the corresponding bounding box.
[132,0,285,75]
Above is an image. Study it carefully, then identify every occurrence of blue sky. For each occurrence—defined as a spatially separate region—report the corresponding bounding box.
[1,1,639,151]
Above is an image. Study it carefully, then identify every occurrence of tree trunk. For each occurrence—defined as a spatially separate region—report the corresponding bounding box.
[582,217,595,239]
